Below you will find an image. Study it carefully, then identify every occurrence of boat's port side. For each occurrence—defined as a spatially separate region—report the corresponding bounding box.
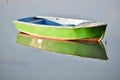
[13,20,106,42]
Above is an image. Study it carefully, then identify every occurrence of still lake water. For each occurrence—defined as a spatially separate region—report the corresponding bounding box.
[0,0,120,80]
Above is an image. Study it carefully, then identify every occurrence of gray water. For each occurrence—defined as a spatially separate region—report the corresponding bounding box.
[0,0,120,80]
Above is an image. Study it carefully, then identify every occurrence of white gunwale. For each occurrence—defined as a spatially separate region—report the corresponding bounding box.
[13,16,107,29]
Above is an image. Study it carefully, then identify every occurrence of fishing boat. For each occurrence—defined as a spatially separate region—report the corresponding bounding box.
[13,16,107,41]
[15,32,108,60]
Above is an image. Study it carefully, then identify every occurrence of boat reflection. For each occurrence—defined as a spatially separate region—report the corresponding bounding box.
[15,32,108,60]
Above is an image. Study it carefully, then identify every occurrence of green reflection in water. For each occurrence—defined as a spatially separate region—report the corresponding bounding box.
[15,32,108,60]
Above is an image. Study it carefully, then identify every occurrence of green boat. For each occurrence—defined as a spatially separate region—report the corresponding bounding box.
[13,16,107,41]
[15,32,108,60]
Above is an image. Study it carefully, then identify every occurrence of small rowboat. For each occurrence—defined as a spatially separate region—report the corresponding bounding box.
[16,32,108,60]
[13,16,107,41]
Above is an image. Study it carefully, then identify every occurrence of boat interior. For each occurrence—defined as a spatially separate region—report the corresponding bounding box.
[18,16,89,26]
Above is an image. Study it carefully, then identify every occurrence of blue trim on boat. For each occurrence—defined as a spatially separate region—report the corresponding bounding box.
[18,17,63,26]
[18,17,75,27]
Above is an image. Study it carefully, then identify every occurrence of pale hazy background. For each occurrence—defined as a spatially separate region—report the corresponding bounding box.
[0,0,120,80]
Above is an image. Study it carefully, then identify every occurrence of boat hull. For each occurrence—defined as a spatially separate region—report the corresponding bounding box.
[13,19,106,41]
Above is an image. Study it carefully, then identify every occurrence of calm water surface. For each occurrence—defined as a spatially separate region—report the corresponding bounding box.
[0,0,120,80]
